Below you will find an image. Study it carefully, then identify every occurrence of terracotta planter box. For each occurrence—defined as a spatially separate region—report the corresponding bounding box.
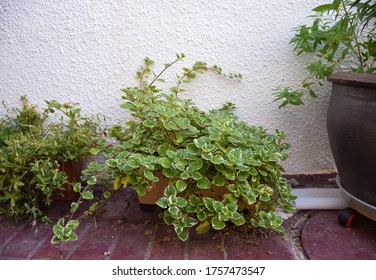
[52,160,84,201]
[138,172,235,210]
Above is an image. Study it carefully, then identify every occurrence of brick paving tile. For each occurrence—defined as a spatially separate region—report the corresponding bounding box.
[149,225,186,260]
[0,223,52,259]
[0,218,28,254]
[188,230,225,260]
[68,222,121,260]
[301,211,376,260]
[2,191,376,260]
[110,223,155,260]
[225,233,294,260]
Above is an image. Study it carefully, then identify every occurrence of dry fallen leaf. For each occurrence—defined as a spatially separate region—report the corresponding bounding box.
[144,229,153,236]
[162,237,171,242]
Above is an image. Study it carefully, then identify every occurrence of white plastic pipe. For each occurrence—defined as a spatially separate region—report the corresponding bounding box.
[292,188,348,210]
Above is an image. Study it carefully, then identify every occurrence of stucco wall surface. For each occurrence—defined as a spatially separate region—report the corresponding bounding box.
[0,0,336,174]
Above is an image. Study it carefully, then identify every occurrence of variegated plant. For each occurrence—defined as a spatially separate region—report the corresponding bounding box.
[52,54,295,243]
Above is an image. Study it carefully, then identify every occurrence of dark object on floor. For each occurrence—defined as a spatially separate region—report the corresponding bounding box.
[338,207,358,228]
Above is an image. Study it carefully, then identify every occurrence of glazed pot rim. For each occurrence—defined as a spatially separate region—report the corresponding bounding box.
[328,72,376,88]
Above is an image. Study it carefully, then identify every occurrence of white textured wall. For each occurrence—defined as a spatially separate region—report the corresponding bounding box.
[0,0,336,174]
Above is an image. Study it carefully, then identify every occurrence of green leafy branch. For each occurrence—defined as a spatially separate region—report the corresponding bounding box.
[51,176,113,244]
[136,53,242,96]
[274,0,375,107]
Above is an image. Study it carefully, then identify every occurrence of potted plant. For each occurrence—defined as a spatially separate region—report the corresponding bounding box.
[51,54,296,244]
[274,1,376,216]
[44,100,106,201]
[0,97,105,225]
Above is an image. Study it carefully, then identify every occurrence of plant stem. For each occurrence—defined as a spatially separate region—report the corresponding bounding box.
[139,67,147,89]
[341,0,365,69]
[148,57,182,88]
[175,66,208,96]
[175,65,225,96]
[65,184,91,223]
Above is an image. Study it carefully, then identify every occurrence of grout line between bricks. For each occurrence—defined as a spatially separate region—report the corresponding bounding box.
[26,232,52,260]
[221,233,228,260]
[105,228,121,260]
[143,225,158,260]
[64,223,92,260]
[288,211,312,260]
[184,239,190,260]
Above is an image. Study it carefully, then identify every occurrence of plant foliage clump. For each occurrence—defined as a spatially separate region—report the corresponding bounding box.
[52,54,295,243]
[0,97,104,224]
[274,0,375,107]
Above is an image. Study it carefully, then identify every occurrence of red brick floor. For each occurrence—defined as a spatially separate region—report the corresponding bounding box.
[1,188,375,260]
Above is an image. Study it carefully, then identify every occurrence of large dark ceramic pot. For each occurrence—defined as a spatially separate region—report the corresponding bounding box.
[327,72,376,207]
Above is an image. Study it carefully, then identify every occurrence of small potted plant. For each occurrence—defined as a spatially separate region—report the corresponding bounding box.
[0,97,105,225]
[274,1,376,214]
[44,100,106,201]
[51,54,296,243]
